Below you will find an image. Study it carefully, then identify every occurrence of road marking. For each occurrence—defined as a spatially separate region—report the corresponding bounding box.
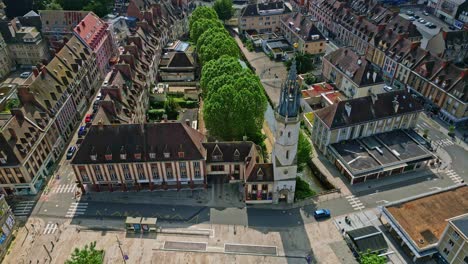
[346,195,365,211]
[376,200,389,204]
[445,170,463,184]
[53,184,77,193]
[13,200,35,216]
[43,222,58,235]
[66,202,88,218]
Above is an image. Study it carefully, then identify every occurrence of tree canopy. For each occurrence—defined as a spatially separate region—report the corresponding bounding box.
[198,32,239,64]
[65,241,104,264]
[189,6,218,31]
[202,57,267,142]
[196,27,229,51]
[200,55,243,96]
[213,0,233,21]
[285,53,316,74]
[190,18,224,43]
[360,251,387,264]
[297,131,312,172]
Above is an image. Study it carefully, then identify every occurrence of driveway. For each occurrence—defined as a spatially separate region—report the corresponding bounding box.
[234,35,287,105]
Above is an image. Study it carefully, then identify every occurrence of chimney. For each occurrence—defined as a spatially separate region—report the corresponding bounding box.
[344,102,352,117]
[410,41,420,50]
[344,49,348,56]
[33,68,39,77]
[393,97,400,113]
[15,20,21,30]
[8,128,17,140]
[8,23,15,38]
[10,109,24,121]
[41,67,47,79]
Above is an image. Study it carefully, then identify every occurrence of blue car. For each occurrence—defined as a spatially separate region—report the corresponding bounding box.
[78,126,87,137]
[314,209,331,220]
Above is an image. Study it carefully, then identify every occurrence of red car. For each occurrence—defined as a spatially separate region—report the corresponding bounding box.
[85,114,92,123]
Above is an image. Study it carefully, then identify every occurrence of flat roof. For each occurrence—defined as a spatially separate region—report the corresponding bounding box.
[347,226,388,253]
[386,186,468,251]
[330,130,434,176]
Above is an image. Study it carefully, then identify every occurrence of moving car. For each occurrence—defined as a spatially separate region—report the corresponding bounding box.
[66,146,77,160]
[313,209,331,220]
[85,114,92,123]
[20,72,31,78]
[78,126,87,137]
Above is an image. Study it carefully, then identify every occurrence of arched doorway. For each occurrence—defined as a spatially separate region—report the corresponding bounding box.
[278,189,290,202]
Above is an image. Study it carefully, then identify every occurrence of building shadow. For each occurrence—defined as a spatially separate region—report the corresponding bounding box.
[246,207,316,264]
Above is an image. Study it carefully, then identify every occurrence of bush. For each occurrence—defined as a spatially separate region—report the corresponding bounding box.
[150,100,165,109]
[295,176,316,200]
[178,100,198,108]
[147,109,165,121]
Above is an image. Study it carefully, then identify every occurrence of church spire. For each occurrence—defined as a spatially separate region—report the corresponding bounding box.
[277,58,301,119]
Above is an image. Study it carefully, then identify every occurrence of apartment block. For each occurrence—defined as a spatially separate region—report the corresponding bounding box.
[437,214,468,264]
[0,106,60,195]
[280,12,327,55]
[39,10,89,51]
[74,12,116,78]
[1,19,49,66]
[311,90,435,184]
[239,1,292,34]
[322,48,384,99]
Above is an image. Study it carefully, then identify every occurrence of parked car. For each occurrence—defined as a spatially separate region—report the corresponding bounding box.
[96,92,102,100]
[418,19,426,23]
[408,16,416,21]
[406,10,414,16]
[423,11,429,16]
[428,24,437,29]
[78,126,87,137]
[85,114,92,123]
[20,72,31,78]
[448,25,456,30]
[66,146,76,160]
[425,22,432,26]
[313,209,331,220]
[414,15,420,19]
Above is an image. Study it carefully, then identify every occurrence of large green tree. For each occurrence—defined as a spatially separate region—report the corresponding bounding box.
[196,27,229,51]
[198,32,239,64]
[213,0,233,21]
[190,18,224,43]
[65,241,104,264]
[189,6,218,31]
[297,131,312,172]
[285,53,316,74]
[203,70,266,142]
[200,55,243,96]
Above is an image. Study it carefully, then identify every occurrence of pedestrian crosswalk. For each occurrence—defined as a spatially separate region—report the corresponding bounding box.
[13,200,35,216]
[66,202,88,218]
[52,184,77,193]
[433,138,454,148]
[346,195,365,211]
[446,170,464,184]
[43,222,58,235]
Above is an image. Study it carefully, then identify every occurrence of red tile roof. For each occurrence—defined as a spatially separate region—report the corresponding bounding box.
[301,83,335,98]
[73,12,108,50]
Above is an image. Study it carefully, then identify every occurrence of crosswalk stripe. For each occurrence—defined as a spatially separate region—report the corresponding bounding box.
[351,202,363,207]
[346,195,355,199]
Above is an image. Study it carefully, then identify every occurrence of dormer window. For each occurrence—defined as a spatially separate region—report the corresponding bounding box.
[149,152,156,159]
[120,146,126,160]
[212,144,223,161]
[134,153,141,160]
[257,168,264,181]
[134,145,141,160]
[233,149,240,161]
[164,152,170,158]
[90,154,97,161]
[178,152,185,158]
[0,157,6,164]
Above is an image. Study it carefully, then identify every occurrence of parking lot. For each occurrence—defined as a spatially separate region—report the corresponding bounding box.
[398,8,459,46]
[1,69,34,86]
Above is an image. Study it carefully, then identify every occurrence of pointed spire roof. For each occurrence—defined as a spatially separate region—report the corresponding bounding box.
[277,58,301,118]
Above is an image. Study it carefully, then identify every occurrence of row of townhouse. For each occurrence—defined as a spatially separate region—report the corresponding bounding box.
[323,45,468,125]
[0,35,100,195]
[309,0,422,55]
